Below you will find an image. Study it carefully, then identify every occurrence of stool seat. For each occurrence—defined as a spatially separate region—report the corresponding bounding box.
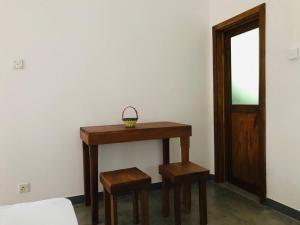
[159,162,209,183]
[159,162,209,225]
[100,167,151,225]
[100,167,151,194]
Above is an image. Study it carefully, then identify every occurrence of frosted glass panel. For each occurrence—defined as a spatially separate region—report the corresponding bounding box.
[231,28,259,105]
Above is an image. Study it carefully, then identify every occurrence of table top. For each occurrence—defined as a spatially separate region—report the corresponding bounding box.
[80,121,191,145]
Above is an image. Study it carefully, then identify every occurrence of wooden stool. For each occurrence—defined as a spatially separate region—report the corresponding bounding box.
[159,162,209,225]
[100,167,151,225]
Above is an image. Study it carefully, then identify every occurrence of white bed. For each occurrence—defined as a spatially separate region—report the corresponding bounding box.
[0,198,78,225]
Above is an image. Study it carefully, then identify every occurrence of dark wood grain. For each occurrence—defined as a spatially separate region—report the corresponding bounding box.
[140,189,149,225]
[231,113,259,194]
[213,3,266,201]
[183,184,192,213]
[101,168,151,225]
[180,136,191,210]
[81,122,191,145]
[162,138,170,164]
[133,191,139,224]
[82,142,90,206]
[174,184,181,225]
[213,24,227,182]
[223,18,261,195]
[81,121,192,224]
[162,138,170,217]
[159,162,209,225]
[89,145,99,225]
[110,194,117,225]
[104,190,111,225]
[100,167,151,194]
[258,4,267,202]
[213,4,264,31]
[159,162,209,184]
[180,136,190,162]
[161,178,170,217]
[199,181,208,225]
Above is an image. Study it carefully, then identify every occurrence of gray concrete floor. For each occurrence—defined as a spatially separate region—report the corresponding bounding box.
[74,181,300,225]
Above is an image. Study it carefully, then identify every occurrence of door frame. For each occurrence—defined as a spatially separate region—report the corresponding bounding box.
[212,3,266,201]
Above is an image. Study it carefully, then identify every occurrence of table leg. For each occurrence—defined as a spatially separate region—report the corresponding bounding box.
[199,181,208,225]
[83,142,91,206]
[180,136,189,162]
[89,145,99,225]
[162,139,170,216]
[180,137,191,212]
[163,138,170,164]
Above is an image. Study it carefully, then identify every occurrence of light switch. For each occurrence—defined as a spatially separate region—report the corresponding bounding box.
[13,59,24,69]
[288,48,299,60]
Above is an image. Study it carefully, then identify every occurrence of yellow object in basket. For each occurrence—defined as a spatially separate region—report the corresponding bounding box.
[123,119,137,128]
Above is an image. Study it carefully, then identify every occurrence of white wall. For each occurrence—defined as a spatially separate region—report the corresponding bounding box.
[0,0,210,204]
[2,0,299,213]
[208,0,300,211]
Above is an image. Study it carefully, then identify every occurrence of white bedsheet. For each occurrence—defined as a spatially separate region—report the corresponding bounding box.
[0,198,78,225]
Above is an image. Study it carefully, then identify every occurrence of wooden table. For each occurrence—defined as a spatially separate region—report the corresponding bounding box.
[80,122,192,224]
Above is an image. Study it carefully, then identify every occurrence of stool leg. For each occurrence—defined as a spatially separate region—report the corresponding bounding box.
[199,181,207,225]
[162,178,170,217]
[174,184,181,225]
[110,194,118,225]
[140,189,149,225]
[183,183,192,213]
[133,191,139,224]
[104,190,111,225]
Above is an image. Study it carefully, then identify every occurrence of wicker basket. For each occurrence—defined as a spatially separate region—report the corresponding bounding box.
[122,106,138,128]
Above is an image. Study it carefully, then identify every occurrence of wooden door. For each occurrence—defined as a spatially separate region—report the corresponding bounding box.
[213,4,266,201]
[229,107,260,193]
[225,23,261,194]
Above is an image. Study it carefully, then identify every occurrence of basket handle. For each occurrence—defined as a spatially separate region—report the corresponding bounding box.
[122,106,139,120]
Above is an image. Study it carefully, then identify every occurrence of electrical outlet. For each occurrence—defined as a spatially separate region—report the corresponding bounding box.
[18,183,30,193]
